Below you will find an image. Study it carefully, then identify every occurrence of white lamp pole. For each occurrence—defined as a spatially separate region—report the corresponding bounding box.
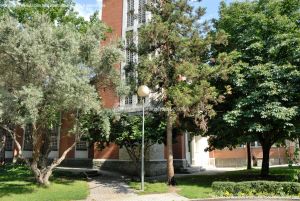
[137,85,150,191]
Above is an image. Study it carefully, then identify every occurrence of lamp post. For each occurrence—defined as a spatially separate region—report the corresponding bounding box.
[137,85,150,191]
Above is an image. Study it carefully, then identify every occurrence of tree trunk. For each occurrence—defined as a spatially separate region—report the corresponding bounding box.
[246,142,252,170]
[31,162,52,186]
[166,112,176,186]
[38,131,51,169]
[261,144,271,177]
[2,124,79,186]
[30,140,77,186]
[125,146,141,176]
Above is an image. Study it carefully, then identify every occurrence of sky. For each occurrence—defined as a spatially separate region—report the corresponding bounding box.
[74,0,237,21]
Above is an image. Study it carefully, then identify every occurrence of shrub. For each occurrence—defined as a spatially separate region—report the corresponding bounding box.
[212,181,300,197]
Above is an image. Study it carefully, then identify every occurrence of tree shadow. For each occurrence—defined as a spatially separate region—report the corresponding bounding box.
[0,183,35,197]
[90,176,134,194]
[0,164,84,198]
[176,169,295,188]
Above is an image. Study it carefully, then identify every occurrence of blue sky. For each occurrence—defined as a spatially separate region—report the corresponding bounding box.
[74,0,236,21]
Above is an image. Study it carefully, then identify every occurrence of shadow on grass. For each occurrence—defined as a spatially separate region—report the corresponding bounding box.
[0,183,35,197]
[177,167,299,188]
[0,164,85,198]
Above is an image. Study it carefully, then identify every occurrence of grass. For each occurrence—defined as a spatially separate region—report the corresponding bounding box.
[129,181,168,194]
[0,164,89,201]
[129,166,300,199]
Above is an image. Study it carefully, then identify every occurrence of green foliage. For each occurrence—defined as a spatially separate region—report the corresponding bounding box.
[0,0,95,33]
[0,11,123,184]
[0,13,113,128]
[85,112,166,158]
[111,113,166,148]
[137,0,228,130]
[212,181,300,197]
[207,0,300,176]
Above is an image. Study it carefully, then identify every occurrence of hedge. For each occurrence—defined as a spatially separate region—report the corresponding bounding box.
[212,181,300,196]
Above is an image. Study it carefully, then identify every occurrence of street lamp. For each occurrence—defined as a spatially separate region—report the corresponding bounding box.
[137,85,150,191]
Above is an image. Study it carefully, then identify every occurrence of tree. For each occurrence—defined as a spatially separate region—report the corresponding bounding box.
[210,0,300,177]
[0,0,94,33]
[0,13,123,186]
[137,0,227,185]
[84,112,166,175]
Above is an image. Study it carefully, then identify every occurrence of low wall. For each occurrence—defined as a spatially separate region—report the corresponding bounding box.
[214,157,288,168]
[93,159,187,176]
[60,158,93,168]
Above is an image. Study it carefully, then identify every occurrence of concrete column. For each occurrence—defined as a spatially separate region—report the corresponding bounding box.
[191,136,196,166]
[185,132,191,165]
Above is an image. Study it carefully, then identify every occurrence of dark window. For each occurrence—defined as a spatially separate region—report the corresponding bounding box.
[125,95,133,105]
[126,31,134,64]
[76,140,87,151]
[5,134,13,151]
[23,124,33,151]
[138,0,146,24]
[127,0,135,27]
[49,126,59,151]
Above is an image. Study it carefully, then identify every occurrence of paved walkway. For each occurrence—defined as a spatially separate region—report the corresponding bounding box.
[84,175,188,201]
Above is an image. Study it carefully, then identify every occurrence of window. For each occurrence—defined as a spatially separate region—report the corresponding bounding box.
[126,31,134,64]
[138,0,146,24]
[0,128,13,151]
[49,126,59,151]
[125,95,133,105]
[127,0,135,27]
[137,96,144,105]
[125,70,134,85]
[5,134,13,151]
[76,140,88,151]
[23,124,33,151]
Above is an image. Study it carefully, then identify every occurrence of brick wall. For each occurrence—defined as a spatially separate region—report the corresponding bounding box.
[210,146,291,167]
[98,0,124,108]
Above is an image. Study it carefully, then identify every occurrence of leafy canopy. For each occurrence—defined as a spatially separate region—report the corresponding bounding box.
[208,0,300,152]
[0,13,122,132]
[137,0,229,131]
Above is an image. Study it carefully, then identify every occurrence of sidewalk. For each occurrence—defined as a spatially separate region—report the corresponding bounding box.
[83,175,188,201]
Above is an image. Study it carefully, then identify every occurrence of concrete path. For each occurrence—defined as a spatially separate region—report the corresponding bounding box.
[84,175,188,201]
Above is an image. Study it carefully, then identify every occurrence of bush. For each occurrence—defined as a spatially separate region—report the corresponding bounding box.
[212,181,300,197]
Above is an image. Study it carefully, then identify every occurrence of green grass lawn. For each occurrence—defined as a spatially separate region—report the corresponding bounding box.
[0,165,89,201]
[129,166,300,199]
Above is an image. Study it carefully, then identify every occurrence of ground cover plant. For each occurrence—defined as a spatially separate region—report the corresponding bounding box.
[0,164,88,201]
[212,181,300,197]
[129,166,300,199]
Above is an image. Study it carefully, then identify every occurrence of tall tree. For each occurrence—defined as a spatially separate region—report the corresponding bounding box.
[210,0,300,177]
[138,0,227,185]
[0,13,122,186]
[0,0,93,32]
